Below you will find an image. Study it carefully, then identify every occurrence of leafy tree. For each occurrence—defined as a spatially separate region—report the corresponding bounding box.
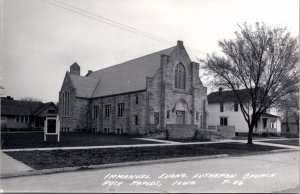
[203,22,299,144]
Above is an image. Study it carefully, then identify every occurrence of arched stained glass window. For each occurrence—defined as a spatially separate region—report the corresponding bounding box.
[174,63,186,89]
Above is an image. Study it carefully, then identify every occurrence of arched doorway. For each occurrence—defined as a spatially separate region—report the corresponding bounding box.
[175,100,188,125]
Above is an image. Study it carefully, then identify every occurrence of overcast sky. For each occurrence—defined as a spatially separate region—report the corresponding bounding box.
[2,0,299,102]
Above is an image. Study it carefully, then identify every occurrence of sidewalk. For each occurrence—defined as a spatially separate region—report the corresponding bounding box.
[1,152,33,174]
[1,138,298,178]
[2,138,298,152]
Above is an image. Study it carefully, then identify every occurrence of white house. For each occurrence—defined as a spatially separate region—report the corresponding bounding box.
[207,88,281,136]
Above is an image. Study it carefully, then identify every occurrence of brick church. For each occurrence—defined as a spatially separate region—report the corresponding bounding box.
[59,41,207,135]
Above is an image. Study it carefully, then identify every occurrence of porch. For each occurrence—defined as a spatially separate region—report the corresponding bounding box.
[254,113,281,135]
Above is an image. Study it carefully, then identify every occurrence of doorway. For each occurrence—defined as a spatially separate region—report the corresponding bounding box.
[176,111,185,124]
[262,118,267,129]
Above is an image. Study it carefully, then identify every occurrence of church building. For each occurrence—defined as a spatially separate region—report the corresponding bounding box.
[59,41,207,135]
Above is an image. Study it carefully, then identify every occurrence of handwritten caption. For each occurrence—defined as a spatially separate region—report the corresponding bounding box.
[101,172,276,190]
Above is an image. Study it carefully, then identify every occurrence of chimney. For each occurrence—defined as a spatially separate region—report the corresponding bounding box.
[86,70,93,77]
[6,96,13,100]
[177,40,184,48]
[70,62,80,75]
[219,87,223,96]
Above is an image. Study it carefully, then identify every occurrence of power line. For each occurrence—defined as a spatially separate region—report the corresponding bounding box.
[53,0,175,45]
[41,0,208,56]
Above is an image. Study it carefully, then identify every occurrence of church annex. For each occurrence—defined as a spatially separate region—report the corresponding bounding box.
[59,41,207,135]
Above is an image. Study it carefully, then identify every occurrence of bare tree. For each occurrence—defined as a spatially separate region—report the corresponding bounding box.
[203,22,299,144]
[19,97,42,102]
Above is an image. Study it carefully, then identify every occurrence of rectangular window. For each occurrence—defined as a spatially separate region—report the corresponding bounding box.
[93,105,99,118]
[196,112,199,121]
[220,117,228,126]
[21,116,24,123]
[154,112,159,124]
[200,115,203,128]
[234,101,239,112]
[117,103,125,117]
[166,110,170,119]
[62,92,65,116]
[220,102,224,112]
[135,115,139,125]
[104,104,111,118]
[67,91,70,116]
[135,95,139,105]
[48,109,56,114]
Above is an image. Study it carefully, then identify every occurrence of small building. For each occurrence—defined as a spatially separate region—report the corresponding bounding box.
[207,88,281,136]
[59,41,208,136]
[1,96,58,131]
[281,112,299,137]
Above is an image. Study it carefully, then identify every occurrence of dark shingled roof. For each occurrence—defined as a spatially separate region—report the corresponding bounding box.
[207,88,251,103]
[1,98,57,116]
[69,46,176,98]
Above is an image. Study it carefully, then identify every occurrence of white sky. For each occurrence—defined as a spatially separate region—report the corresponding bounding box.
[1,0,299,102]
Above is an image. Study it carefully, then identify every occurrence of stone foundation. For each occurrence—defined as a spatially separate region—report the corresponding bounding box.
[166,124,197,139]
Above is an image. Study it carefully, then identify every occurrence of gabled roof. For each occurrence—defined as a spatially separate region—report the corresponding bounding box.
[33,102,58,116]
[261,112,280,118]
[207,88,251,103]
[1,97,57,116]
[67,46,176,98]
[87,46,176,98]
[69,74,99,98]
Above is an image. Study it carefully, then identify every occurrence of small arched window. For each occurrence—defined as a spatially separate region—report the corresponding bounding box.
[174,63,186,89]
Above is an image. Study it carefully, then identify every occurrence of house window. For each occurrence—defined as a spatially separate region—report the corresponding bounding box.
[48,109,56,114]
[104,104,111,118]
[166,110,170,119]
[21,116,24,123]
[92,105,99,118]
[196,112,200,121]
[174,63,186,89]
[135,95,139,105]
[220,102,224,112]
[154,112,159,124]
[134,115,139,125]
[220,117,228,126]
[117,103,125,117]
[234,101,239,112]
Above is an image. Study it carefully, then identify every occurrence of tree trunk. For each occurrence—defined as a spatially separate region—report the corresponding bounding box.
[247,125,254,144]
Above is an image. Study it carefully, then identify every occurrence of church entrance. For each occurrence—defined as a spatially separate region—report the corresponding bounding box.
[176,111,185,124]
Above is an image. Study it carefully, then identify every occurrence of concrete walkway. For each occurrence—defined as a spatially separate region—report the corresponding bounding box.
[2,138,298,152]
[0,138,298,178]
[253,141,299,149]
[133,138,180,144]
[1,152,33,174]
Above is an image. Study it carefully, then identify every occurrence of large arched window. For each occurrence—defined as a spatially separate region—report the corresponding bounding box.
[174,63,186,89]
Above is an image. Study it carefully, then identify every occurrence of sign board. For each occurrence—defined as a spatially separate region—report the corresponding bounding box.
[44,116,60,142]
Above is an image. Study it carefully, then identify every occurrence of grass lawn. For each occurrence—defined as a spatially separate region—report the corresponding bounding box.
[259,139,299,146]
[1,132,160,149]
[5,143,285,170]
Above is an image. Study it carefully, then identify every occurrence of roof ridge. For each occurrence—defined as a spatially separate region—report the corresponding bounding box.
[89,46,176,75]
